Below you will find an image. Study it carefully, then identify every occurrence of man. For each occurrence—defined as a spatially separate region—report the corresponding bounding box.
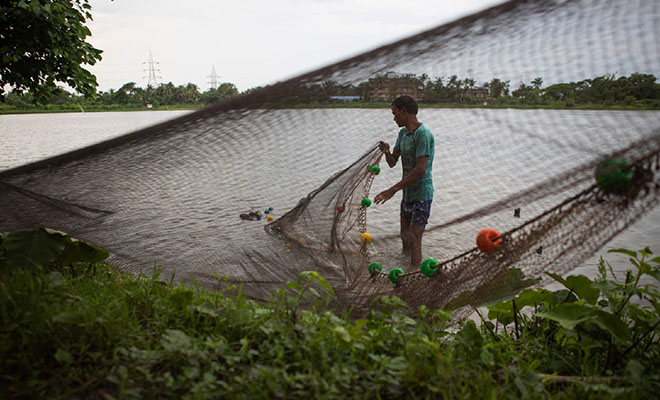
[374,95,435,267]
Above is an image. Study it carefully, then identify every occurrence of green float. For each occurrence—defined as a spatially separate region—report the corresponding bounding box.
[368,261,382,276]
[595,158,633,194]
[389,268,405,284]
[368,165,381,174]
[420,258,439,277]
[361,198,372,207]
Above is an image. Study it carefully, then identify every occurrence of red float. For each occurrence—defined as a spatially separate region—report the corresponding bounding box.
[476,228,502,252]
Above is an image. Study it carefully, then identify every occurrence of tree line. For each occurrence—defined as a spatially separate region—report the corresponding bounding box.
[2,72,660,111]
[1,81,240,110]
[284,72,660,108]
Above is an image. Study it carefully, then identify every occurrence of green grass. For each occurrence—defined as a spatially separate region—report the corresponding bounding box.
[0,103,199,114]
[0,228,658,398]
[2,253,658,399]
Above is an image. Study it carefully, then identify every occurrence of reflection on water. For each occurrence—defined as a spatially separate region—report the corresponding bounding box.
[0,110,192,170]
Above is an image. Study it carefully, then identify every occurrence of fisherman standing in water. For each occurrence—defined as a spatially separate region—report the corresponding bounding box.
[374,95,435,267]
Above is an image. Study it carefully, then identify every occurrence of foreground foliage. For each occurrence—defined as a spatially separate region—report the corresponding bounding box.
[0,229,659,399]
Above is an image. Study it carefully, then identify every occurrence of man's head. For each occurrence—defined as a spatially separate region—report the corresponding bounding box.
[391,95,418,127]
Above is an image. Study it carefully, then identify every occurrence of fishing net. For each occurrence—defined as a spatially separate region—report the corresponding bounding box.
[1,0,660,315]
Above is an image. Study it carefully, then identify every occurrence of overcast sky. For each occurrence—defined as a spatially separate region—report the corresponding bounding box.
[86,0,506,93]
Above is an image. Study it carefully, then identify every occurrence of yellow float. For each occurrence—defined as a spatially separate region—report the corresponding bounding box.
[361,232,372,244]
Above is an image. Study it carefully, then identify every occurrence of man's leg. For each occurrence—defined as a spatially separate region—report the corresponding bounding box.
[408,200,432,267]
[409,225,424,267]
[400,201,412,256]
[400,216,411,256]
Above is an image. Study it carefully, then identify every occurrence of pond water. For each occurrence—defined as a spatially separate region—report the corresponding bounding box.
[1,109,659,290]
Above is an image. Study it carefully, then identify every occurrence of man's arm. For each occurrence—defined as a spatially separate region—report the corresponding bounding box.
[374,155,427,204]
[379,141,400,168]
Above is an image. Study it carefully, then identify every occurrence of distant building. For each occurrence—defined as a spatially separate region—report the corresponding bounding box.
[367,72,421,101]
[458,87,490,102]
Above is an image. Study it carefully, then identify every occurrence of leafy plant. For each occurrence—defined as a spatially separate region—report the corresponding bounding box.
[0,227,108,270]
[483,247,660,390]
[1,229,658,399]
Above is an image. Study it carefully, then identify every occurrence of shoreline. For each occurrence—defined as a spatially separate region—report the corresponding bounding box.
[2,102,660,115]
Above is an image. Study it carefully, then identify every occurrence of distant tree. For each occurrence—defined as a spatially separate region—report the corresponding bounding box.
[573,79,593,103]
[217,82,238,99]
[47,87,73,105]
[462,78,476,90]
[544,83,575,102]
[526,89,542,104]
[430,76,446,102]
[625,73,660,100]
[155,82,176,105]
[201,83,238,104]
[624,95,637,106]
[0,0,103,103]
[355,81,370,99]
[174,83,200,104]
[531,77,544,89]
[3,91,34,109]
[96,89,115,105]
[587,75,616,103]
[113,82,138,104]
[241,86,263,96]
[321,80,340,97]
[486,78,510,98]
[512,83,530,101]
[145,85,156,104]
[445,75,461,101]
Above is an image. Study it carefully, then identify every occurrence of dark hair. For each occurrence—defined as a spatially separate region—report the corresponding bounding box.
[391,95,418,115]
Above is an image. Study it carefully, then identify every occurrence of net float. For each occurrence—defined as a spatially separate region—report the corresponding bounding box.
[389,268,405,284]
[361,198,372,207]
[420,258,439,277]
[336,205,345,213]
[361,232,372,243]
[476,228,502,252]
[368,165,381,174]
[368,262,382,276]
[595,158,633,194]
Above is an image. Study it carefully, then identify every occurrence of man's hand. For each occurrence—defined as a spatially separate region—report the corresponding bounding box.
[378,141,390,154]
[374,187,396,204]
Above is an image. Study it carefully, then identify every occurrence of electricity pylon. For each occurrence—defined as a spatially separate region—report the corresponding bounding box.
[207,65,219,90]
[143,50,161,88]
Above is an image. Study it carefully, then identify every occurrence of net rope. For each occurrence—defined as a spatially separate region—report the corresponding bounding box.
[1,0,660,314]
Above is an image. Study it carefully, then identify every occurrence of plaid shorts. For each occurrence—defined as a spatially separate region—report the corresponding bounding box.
[400,200,432,229]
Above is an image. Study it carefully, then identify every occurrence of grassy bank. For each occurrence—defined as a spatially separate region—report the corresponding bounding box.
[0,103,198,115]
[2,101,660,115]
[1,229,659,399]
[281,101,660,111]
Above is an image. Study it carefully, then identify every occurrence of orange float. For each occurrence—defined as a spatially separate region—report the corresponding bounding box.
[476,228,502,252]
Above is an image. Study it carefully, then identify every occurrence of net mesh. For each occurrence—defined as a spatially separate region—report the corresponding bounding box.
[1,0,660,314]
